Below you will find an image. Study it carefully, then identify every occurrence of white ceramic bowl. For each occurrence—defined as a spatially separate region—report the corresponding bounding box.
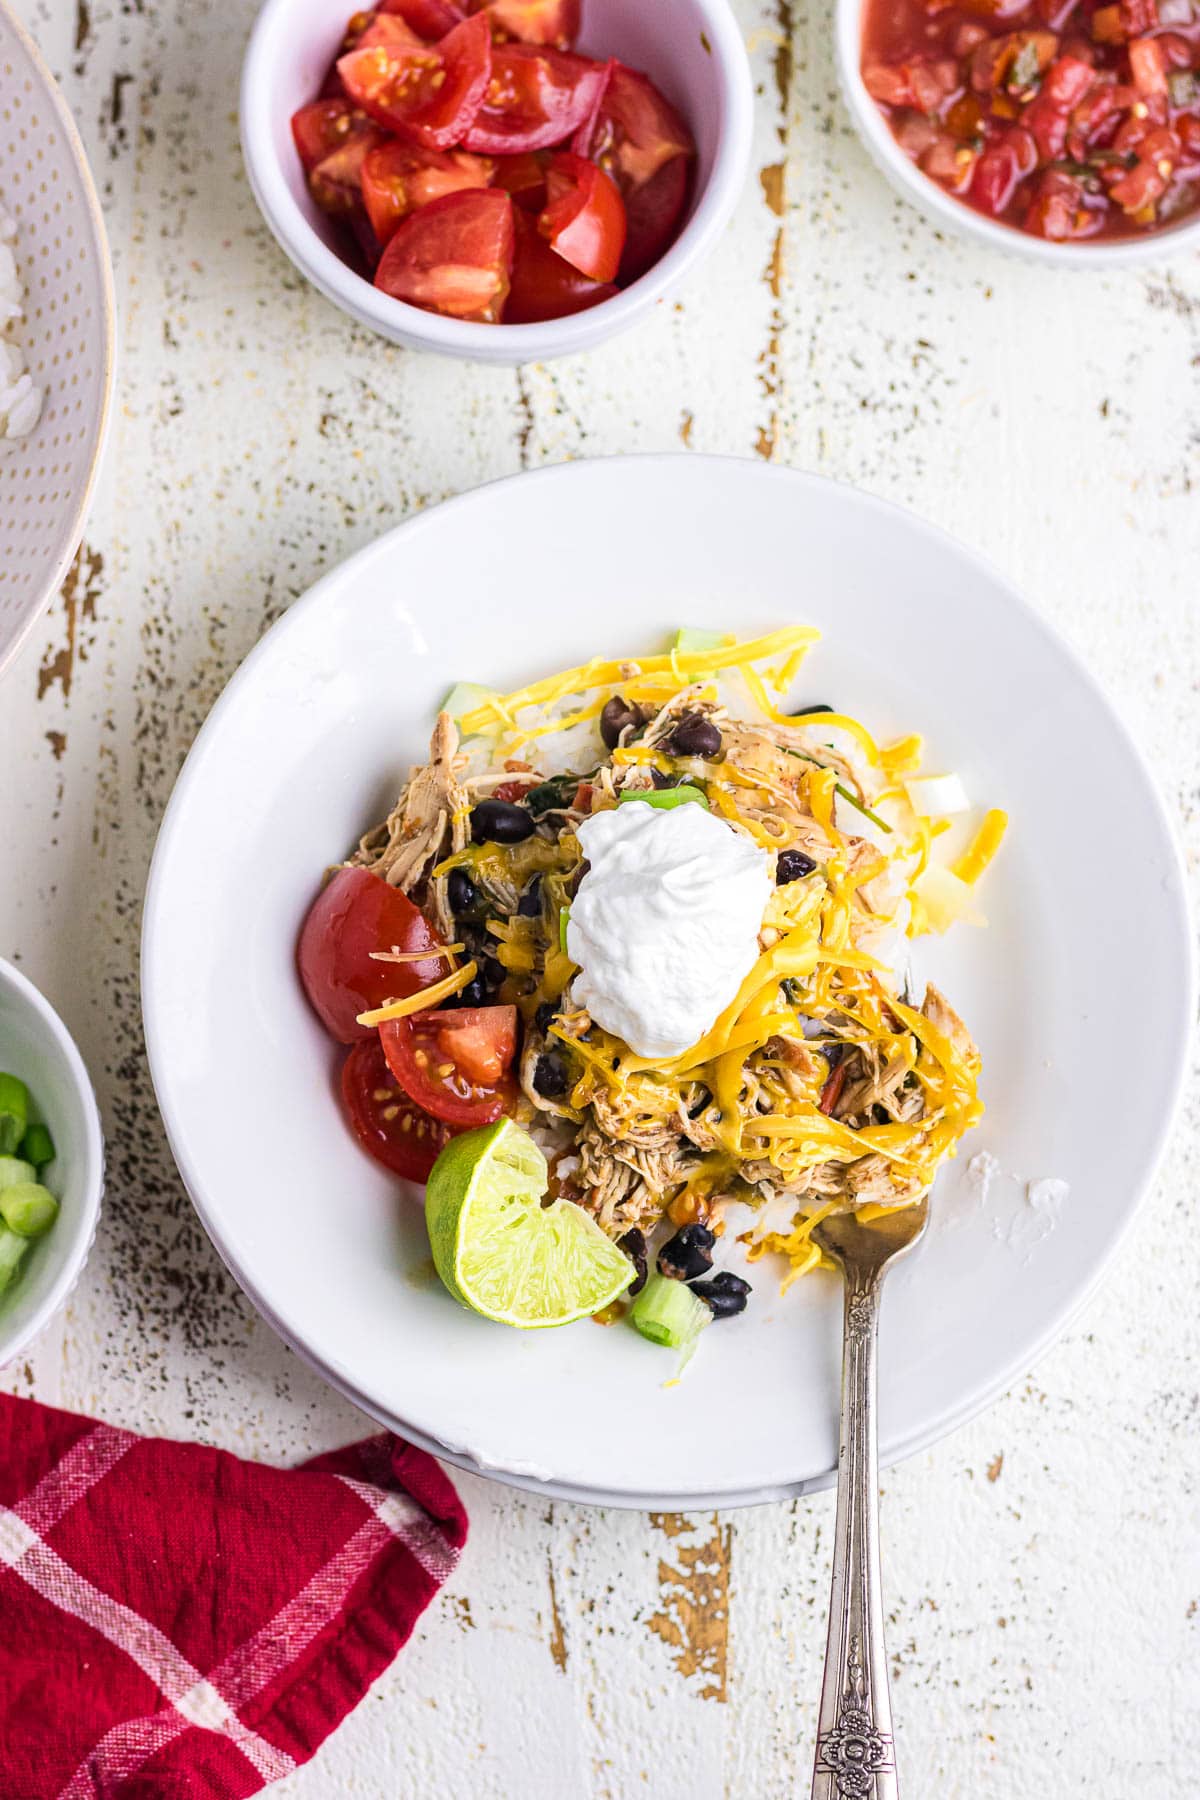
[240,0,753,362]
[142,456,1193,1508]
[835,0,1200,266]
[0,0,117,678]
[0,957,104,1364]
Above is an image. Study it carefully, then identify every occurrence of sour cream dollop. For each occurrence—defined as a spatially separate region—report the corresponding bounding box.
[568,801,773,1059]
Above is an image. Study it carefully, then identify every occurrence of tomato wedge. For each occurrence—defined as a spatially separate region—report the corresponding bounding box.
[381,0,467,37]
[573,64,693,280]
[575,62,693,192]
[463,46,609,153]
[339,10,493,151]
[491,148,549,210]
[355,11,427,54]
[298,866,449,1042]
[506,207,616,318]
[473,0,581,48]
[362,141,495,244]
[375,187,514,320]
[538,150,625,281]
[380,1005,518,1126]
[618,151,690,281]
[341,1038,456,1181]
[291,97,374,173]
[309,128,386,215]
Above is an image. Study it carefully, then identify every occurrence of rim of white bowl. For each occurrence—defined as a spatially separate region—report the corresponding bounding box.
[834,0,1200,268]
[142,454,1195,1508]
[0,956,104,1364]
[0,0,118,682]
[239,0,754,359]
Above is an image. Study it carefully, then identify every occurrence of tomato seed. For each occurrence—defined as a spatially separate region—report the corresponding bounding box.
[381,1105,399,1121]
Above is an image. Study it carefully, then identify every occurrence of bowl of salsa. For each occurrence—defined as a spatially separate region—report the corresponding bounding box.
[838,0,1200,257]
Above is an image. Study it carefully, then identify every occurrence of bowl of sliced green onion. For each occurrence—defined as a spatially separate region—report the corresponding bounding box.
[0,957,103,1362]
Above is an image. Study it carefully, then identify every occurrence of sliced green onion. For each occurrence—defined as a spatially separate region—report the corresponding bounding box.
[672,627,731,654]
[558,907,571,954]
[630,1273,712,1350]
[0,1075,29,1157]
[779,750,891,834]
[20,1123,55,1169]
[0,1183,59,1239]
[0,1224,29,1293]
[617,784,710,812]
[0,1157,37,1192]
[833,784,892,835]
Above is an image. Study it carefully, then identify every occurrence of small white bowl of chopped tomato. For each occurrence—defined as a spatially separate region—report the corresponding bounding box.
[240,0,753,359]
[838,0,1200,261]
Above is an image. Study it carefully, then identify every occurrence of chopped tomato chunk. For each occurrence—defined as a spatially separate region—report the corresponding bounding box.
[374,186,515,321]
[361,141,494,243]
[1129,34,1170,95]
[505,208,617,318]
[538,149,626,281]
[473,0,581,48]
[380,0,467,36]
[380,1005,518,1126]
[339,11,493,151]
[463,45,608,153]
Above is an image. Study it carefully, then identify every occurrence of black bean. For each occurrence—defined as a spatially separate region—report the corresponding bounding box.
[650,768,679,790]
[618,1229,648,1297]
[534,1002,557,1034]
[471,799,536,844]
[824,1042,845,1072]
[872,1102,890,1125]
[481,956,506,991]
[790,702,834,716]
[668,713,722,758]
[600,696,641,750]
[449,978,486,1008]
[447,868,480,916]
[658,1223,715,1282]
[533,1053,569,1099]
[517,875,542,918]
[692,1271,751,1319]
[776,849,817,884]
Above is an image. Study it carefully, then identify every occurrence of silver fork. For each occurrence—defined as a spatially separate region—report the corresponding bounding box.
[808,1197,930,1800]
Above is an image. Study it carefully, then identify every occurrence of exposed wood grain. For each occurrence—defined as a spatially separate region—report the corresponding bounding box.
[1,0,1198,1794]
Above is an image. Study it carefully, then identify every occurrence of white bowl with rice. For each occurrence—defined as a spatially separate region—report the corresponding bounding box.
[0,0,116,679]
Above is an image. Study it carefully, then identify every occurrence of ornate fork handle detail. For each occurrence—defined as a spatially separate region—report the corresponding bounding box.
[811,1267,899,1800]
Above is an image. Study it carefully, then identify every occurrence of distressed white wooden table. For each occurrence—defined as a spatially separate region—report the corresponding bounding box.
[3,0,1199,1792]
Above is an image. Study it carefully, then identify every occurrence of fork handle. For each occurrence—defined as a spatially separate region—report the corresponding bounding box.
[810,1267,899,1800]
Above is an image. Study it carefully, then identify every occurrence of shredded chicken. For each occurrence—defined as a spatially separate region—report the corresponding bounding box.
[353,712,468,918]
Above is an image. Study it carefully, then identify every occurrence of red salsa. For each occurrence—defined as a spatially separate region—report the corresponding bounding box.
[861,0,1200,240]
[290,0,695,323]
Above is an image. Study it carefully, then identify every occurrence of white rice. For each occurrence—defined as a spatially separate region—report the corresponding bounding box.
[0,204,43,454]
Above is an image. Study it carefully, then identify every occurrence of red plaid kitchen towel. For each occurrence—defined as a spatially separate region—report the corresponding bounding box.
[0,1392,466,1799]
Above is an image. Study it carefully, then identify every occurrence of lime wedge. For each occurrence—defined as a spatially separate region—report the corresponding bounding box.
[425,1119,633,1328]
